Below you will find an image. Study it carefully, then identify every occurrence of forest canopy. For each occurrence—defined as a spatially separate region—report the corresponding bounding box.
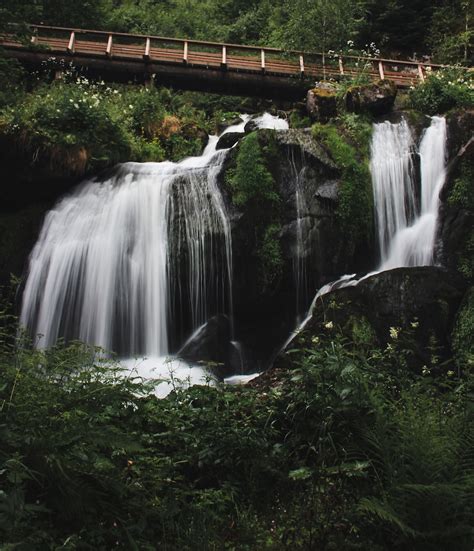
[0,0,472,64]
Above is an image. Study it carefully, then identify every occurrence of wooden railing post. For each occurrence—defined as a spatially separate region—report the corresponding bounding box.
[418,64,425,81]
[67,31,75,54]
[378,60,385,80]
[106,34,113,57]
[143,37,151,60]
[183,40,188,64]
[261,49,266,73]
[299,54,305,77]
[30,27,38,45]
[221,45,227,69]
[339,56,344,75]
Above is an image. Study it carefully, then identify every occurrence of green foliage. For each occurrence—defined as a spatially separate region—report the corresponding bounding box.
[228,132,283,293]
[449,163,474,211]
[228,132,278,207]
[409,69,474,115]
[257,224,283,291]
[448,163,474,280]
[312,120,373,250]
[0,57,25,109]
[452,287,474,370]
[0,75,211,173]
[429,0,473,64]
[0,298,473,549]
[288,110,311,129]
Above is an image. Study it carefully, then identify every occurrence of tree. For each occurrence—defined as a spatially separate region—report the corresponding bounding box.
[269,0,366,52]
[429,0,473,63]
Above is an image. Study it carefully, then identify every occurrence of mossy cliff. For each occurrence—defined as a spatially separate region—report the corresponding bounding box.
[220,117,374,367]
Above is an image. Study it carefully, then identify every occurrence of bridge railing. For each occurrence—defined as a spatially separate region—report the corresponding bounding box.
[4,24,451,84]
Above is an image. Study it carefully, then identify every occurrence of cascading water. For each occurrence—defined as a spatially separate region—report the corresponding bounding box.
[284,115,448,344]
[20,152,232,357]
[379,116,447,270]
[20,113,288,393]
[370,119,417,265]
[288,148,310,322]
[323,115,447,288]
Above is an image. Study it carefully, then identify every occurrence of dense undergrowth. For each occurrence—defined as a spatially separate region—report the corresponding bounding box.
[227,131,284,294]
[0,64,257,177]
[312,115,374,255]
[1,295,472,550]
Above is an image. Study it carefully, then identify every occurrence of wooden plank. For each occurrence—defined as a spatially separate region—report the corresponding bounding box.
[221,45,227,69]
[183,40,188,63]
[339,56,344,75]
[418,64,425,81]
[67,31,75,54]
[378,60,385,80]
[106,34,113,57]
[144,37,151,60]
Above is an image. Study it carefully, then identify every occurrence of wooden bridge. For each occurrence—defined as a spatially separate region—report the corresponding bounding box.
[1,24,450,100]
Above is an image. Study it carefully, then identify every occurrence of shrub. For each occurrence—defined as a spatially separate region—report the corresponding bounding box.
[228,132,283,293]
[409,68,474,115]
[312,121,373,251]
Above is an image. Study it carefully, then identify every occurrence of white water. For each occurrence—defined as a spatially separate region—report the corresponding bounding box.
[371,119,416,264]
[287,148,309,322]
[323,116,447,290]
[379,116,447,270]
[20,113,288,394]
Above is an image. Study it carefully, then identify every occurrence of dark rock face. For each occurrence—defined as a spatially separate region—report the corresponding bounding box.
[436,109,474,276]
[216,117,243,134]
[216,132,244,150]
[306,83,338,122]
[244,118,260,133]
[178,314,242,378]
[277,267,467,369]
[344,80,397,116]
[221,127,373,369]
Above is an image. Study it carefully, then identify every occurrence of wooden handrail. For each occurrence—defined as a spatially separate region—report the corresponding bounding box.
[15,23,455,70]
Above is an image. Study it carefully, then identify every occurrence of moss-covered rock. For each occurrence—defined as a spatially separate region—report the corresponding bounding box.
[344,80,397,116]
[276,267,467,372]
[451,287,474,370]
[437,109,474,283]
[306,83,338,122]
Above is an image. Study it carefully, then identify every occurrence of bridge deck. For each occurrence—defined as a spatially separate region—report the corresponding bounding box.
[0,25,451,99]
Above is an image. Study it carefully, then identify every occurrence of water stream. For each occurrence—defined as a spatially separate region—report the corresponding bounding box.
[20,113,288,394]
[285,115,447,343]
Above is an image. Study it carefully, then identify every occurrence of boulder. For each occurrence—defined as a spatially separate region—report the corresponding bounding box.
[244,118,260,133]
[344,80,397,116]
[216,117,242,134]
[177,314,233,378]
[277,267,466,370]
[216,131,245,150]
[306,83,338,122]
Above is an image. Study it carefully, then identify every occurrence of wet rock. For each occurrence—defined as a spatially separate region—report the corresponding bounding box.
[177,314,233,378]
[277,267,466,369]
[344,80,397,116]
[306,83,338,122]
[244,118,260,133]
[216,117,243,134]
[216,132,245,150]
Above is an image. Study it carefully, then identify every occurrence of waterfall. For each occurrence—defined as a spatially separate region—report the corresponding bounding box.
[370,119,417,264]
[287,148,309,322]
[20,113,288,368]
[283,115,448,347]
[20,155,232,357]
[379,116,447,270]
[326,115,447,286]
